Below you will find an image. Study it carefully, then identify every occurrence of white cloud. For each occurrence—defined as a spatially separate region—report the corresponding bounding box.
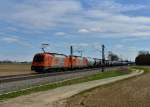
[115,44,124,49]
[88,0,147,13]
[78,27,103,33]
[131,32,150,37]
[78,29,90,33]
[0,0,150,39]
[2,37,18,43]
[1,36,32,47]
[0,0,82,29]
[55,32,66,36]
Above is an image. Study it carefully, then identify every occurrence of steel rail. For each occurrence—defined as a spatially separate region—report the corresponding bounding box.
[0,68,101,83]
[0,66,125,83]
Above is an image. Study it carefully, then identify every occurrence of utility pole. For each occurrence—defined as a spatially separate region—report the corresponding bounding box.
[102,44,105,72]
[70,45,73,69]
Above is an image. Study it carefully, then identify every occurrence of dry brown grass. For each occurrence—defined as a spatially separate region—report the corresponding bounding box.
[66,69,150,107]
[0,64,32,76]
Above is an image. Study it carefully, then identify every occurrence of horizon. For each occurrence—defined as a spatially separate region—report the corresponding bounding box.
[0,0,150,61]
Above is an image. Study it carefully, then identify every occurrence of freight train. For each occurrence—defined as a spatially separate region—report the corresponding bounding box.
[31,52,130,73]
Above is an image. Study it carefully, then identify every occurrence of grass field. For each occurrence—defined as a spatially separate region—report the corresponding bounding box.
[0,64,32,76]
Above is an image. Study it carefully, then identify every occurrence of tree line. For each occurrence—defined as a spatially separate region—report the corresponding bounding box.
[0,60,31,64]
[135,51,150,65]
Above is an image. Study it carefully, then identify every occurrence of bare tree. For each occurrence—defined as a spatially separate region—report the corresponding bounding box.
[138,51,149,55]
[107,51,119,61]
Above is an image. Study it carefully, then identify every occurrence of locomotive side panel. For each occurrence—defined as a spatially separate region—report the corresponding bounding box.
[75,57,80,67]
[83,57,88,67]
[64,56,70,68]
[72,57,77,68]
[50,55,65,68]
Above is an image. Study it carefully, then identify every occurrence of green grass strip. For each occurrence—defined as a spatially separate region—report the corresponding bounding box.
[130,66,150,73]
[0,70,130,101]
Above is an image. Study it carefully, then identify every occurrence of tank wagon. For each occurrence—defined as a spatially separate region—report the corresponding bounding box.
[31,52,129,72]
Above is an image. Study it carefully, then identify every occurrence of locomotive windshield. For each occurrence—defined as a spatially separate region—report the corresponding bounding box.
[33,55,44,62]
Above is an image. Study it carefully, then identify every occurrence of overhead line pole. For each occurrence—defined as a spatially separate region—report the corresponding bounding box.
[70,46,73,69]
[102,44,105,72]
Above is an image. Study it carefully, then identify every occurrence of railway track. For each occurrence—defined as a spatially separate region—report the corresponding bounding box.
[0,66,123,83]
[0,68,104,83]
[0,66,127,94]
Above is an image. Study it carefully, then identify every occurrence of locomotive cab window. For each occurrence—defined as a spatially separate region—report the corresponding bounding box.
[33,55,44,62]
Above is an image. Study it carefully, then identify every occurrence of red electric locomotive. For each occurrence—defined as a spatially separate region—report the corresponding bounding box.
[31,53,88,72]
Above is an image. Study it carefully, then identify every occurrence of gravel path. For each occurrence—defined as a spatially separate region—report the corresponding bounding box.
[0,70,143,107]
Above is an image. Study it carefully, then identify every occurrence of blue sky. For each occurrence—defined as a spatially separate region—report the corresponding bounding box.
[0,0,150,61]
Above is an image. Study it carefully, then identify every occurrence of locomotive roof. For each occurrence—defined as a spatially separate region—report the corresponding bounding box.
[36,53,67,56]
[39,52,85,58]
[48,52,67,56]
